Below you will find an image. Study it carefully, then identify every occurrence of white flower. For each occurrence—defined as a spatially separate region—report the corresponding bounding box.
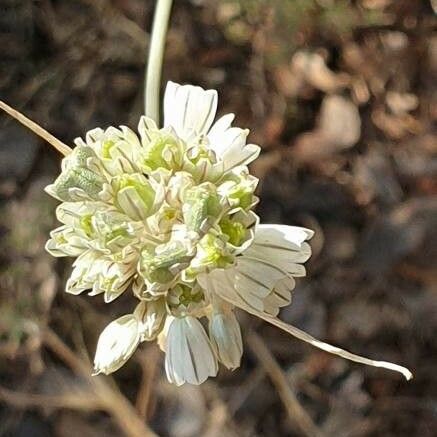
[94,314,141,375]
[164,316,218,386]
[45,81,412,384]
[209,309,243,370]
[135,299,167,341]
[198,225,313,314]
[162,82,260,176]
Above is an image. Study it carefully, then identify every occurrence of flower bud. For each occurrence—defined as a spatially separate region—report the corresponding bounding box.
[132,275,166,300]
[92,259,136,303]
[190,233,234,272]
[91,209,141,254]
[93,314,141,375]
[141,129,184,171]
[218,168,258,211]
[218,209,257,253]
[45,225,88,257]
[111,173,162,221]
[63,145,96,169]
[166,172,195,208]
[45,147,103,202]
[139,239,195,286]
[66,250,101,295]
[146,205,179,235]
[182,183,222,233]
[209,310,243,370]
[219,218,247,247]
[88,126,143,176]
[167,283,206,316]
[135,300,167,341]
[182,136,221,181]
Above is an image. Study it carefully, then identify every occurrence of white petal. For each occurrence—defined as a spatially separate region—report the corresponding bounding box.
[198,269,265,313]
[209,311,243,370]
[135,300,167,341]
[208,116,246,157]
[235,258,285,294]
[138,115,158,146]
[93,314,140,375]
[246,242,312,264]
[163,81,218,139]
[221,143,260,172]
[240,225,314,279]
[227,224,313,315]
[207,113,235,141]
[200,223,312,316]
[242,247,309,278]
[263,277,295,317]
[207,113,261,171]
[56,201,102,226]
[157,315,173,352]
[65,250,100,295]
[254,224,314,249]
[164,316,218,386]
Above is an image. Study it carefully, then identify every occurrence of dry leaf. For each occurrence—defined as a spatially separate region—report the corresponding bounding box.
[293,95,361,162]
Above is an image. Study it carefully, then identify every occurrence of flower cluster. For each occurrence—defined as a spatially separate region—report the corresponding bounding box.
[45,82,412,384]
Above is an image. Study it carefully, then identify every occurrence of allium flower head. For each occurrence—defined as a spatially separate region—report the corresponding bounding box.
[45,82,412,384]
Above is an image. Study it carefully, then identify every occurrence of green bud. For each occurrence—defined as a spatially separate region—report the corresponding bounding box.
[92,210,139,253]
[101,140,116,159]
[167,283,205,315]
[183,183,222,233]
[46,147,104,201]
[50,167,104,201]
[80,214,94,237]
[218,169,258,210]
[190,233,234,272]
[219,218,247,247]
[139,240,194,285]
[142,131,184,171]
[112,173,159,221]
[64,146,96,168]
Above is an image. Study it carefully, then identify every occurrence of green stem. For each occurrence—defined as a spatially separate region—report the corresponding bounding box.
[145,0,173,125]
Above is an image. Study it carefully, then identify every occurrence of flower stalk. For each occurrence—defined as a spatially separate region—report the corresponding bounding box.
[145,0,174,124]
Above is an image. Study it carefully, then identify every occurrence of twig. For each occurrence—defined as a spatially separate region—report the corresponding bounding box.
[0,101,72,156]
[247,332,325,437]
[201,382,240,437]
[135,346,160,419]
[227,366,265,416]
[43,328,157,437]
[0,386,104,411]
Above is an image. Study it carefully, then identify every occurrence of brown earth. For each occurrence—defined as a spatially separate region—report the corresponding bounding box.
[0,1,436,436]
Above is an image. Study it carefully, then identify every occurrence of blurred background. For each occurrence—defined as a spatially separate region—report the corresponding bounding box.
[0,0,436,436]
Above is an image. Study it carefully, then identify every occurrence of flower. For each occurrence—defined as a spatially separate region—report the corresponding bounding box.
[209,305,243,370]
[46,81,412,384]
[164,316,218,385]
[93,314,141,375]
